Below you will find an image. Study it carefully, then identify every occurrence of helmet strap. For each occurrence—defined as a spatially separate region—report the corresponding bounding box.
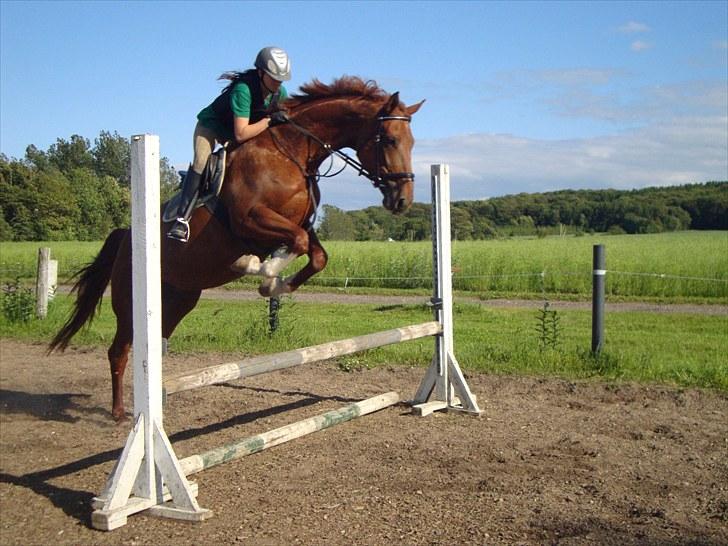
[259,72,279,97]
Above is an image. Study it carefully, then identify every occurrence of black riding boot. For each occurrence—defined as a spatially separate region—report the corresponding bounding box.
[167,169,202,242]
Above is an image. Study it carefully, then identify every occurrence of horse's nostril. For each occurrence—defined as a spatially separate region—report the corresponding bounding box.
[396,198,406,211]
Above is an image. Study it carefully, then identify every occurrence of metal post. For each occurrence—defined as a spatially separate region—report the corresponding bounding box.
[268,296,280,334]
[591,244,606,353]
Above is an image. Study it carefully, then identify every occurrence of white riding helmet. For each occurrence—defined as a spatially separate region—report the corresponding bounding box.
[255,46,291,82]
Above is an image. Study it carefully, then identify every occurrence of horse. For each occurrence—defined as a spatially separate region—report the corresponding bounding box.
[48,76,424,421]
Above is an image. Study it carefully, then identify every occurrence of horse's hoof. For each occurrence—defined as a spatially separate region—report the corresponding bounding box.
[231,255,261,275]
[260,257,285,277]
[112,410,129,423]
[259,277,291,298]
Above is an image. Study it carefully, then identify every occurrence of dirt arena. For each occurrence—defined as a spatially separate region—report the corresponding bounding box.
[1,338,726,545]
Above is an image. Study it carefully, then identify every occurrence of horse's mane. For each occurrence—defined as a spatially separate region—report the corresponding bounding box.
[286,76,388,108]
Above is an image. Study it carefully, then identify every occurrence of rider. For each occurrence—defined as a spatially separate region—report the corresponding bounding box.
[167,46,292,242]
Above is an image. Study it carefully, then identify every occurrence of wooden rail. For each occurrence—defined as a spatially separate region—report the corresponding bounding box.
[179,392,400,476]
[164,321,442,395]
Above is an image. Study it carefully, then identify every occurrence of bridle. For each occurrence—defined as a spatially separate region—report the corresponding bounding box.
[373,115,415,188]
[283,114,414,190]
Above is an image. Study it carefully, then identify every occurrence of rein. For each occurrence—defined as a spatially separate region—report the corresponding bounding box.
[283,114,414,189]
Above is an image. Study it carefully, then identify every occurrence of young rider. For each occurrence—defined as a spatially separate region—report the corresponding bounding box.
[167,46,291,242]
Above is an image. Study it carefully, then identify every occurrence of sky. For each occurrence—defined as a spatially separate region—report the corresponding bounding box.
[1,0,726,209]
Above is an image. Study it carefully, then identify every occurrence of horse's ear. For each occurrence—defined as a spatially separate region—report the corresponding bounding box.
[406,99,425,116]
[384,92,401,113]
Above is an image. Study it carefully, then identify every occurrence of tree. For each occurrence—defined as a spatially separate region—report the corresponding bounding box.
[47,134,94,173]
[160,157,182,203]
[32,168,80,239]
[318,205,358,240]
[93,131,130,185]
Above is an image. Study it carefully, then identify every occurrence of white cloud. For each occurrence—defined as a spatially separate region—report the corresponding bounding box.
[533,68,619,86]
[618,21,651,33]
[546,81,727,123]
[407,115,726,202]
[631,40,653,52]
[316,113,726,210]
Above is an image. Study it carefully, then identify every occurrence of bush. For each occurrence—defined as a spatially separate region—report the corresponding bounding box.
[2,278,35,322]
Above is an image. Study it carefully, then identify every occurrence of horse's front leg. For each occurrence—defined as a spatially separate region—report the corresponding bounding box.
[228,205,310,296]
[259,228,328,297]
[279,228,328,292]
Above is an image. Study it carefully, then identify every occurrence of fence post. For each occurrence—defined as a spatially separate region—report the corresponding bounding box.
[35,247,51,318]
[268,296,280,334]
[591,244,606,353]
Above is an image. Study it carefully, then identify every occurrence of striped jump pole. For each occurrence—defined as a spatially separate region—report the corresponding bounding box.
[179,392,400,476]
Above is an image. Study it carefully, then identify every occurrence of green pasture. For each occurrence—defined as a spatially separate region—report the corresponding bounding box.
[1,231,726,300]
[1,294,726,391]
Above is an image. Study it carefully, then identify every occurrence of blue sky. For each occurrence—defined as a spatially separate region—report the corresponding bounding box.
[1,0,726,209]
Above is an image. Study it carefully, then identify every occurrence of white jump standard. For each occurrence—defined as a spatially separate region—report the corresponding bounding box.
[90,135,481,531]
[91,135,210,530]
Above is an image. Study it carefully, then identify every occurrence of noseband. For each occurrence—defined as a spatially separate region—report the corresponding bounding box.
[284,114,414,189]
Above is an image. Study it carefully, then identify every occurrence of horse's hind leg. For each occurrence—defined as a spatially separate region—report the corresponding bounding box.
[161,283,202,348]
[108,328,132,422]
[106,284,200,422]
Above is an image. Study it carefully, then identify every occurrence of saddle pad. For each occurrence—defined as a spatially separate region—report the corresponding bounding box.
[162,148,226,223]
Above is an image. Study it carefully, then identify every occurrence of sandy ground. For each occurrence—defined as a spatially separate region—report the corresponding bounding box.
[0,337,726,545]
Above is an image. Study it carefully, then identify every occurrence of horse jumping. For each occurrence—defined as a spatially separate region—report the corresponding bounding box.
[49,76,424,420]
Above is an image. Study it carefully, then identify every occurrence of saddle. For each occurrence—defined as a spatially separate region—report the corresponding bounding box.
[162,147,227,223]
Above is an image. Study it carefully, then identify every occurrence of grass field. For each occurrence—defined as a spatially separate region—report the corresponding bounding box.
[1,294,726,391]
[1,231,727,300]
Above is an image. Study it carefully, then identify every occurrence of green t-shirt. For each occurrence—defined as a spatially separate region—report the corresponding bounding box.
[197,81,288,142]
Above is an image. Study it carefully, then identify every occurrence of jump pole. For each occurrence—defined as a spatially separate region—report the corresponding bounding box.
[164,322,441,395]
[179,392,400,476]
[161,163,480,417]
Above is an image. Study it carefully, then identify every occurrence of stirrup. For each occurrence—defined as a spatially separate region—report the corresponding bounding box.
[167,218,190,242]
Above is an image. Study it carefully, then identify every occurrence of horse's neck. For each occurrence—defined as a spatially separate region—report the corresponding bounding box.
[295,98,377,152]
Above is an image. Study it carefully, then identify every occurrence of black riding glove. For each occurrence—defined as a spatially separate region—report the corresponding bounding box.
[268,111,289,127]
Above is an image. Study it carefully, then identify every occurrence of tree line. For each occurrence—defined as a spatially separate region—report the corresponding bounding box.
[318,182,728,241]
[1,132,725,241]
[0,132,179,241]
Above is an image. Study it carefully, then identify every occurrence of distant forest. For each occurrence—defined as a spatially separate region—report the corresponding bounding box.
[318,182,728,241]
[0,132,178,241]
[0,132,726,241]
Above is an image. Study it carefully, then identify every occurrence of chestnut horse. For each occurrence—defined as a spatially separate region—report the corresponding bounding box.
[49,76,424,420]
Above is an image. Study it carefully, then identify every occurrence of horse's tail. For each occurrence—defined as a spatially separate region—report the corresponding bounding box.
[48,228,128,353]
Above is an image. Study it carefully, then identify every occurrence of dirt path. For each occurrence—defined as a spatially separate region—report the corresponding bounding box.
[1,339,726,545]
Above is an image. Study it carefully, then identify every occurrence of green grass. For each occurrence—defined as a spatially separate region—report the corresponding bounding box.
[2,231,725,300]
[2,293,726,391]
[0,240,105,283]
